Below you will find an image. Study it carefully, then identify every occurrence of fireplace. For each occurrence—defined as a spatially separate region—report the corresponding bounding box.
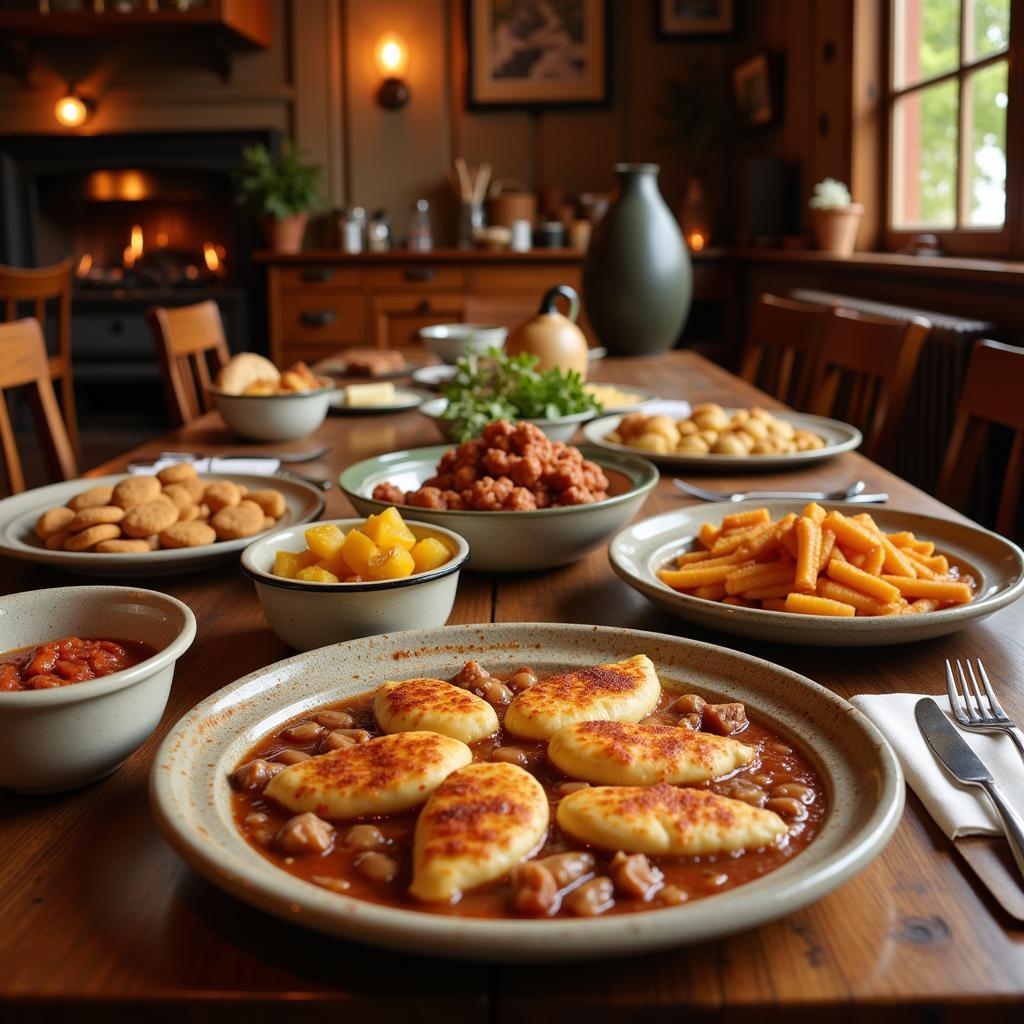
[0,130,274,424]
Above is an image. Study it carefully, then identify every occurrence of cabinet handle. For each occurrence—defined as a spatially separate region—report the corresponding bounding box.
[404,266,437,282]
[300,309,337,327]
[416,299,431,314]
[301,267,334,283]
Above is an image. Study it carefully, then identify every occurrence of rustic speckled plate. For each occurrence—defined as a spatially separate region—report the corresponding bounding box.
[610,501,1024,646]
[150,623,902,961]
[0,473,325,578]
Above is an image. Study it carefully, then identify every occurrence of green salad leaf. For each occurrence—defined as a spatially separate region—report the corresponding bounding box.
[439,348,603,442]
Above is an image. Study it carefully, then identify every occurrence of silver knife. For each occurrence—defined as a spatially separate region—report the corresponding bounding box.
[915,697,1024,882]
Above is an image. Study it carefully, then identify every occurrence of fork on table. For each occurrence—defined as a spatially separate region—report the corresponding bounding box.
[946,658,1024,765]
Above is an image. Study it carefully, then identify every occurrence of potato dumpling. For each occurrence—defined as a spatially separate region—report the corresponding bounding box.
[678,420,699,436]
[676,435,710,454]
[634,432,671,454]
[742,418,769,441]
[692,407,730,432]
[644,416,681,446]
[713,432,748,456]
[698,428,719,446]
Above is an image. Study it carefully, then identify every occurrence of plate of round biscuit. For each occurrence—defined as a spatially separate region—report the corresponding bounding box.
[0,470,325,578]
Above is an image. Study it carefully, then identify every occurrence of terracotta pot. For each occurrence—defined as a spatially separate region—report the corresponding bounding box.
[262,213,308,254]
[811,204,863,256]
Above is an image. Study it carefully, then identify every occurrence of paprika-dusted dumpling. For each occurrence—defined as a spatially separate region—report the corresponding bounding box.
[373,677,499,745]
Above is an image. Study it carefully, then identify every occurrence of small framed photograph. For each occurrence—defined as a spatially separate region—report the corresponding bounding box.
[467,0,609,110]
[656,0,734,37]
[733,51,775,128]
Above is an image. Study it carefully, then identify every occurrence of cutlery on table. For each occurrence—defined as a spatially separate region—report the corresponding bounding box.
[276,468,332,491]
[946,658,1024,764]
[161,446,331,464]
[915,697,1024,883]
[671,479,889,503]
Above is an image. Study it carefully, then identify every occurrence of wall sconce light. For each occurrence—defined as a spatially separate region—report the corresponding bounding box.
[54,91,94,128]
[374,32,410,110]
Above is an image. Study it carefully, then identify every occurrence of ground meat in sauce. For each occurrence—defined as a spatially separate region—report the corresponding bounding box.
[0,637,154,691]
[231,661,825,919]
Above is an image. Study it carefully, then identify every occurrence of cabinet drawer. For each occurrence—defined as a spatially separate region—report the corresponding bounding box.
[468,265,581,293]
[371,292,464,348]
[369,265,465,290]
[278,265,365,290]
[279,292,365,344]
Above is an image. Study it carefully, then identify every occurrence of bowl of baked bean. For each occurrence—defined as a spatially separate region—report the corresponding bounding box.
[339,420,660,572]
[0,586,196,793]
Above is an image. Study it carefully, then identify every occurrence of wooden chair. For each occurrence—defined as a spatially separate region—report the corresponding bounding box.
[0,258,79,456]
[147,300,231,426]
[0,319,78,495]
[738,293,832,408]
[807,307,930,464]
[937,339,1024,538]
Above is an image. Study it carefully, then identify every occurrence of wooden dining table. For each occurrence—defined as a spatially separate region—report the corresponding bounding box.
[2,349,1022,1023]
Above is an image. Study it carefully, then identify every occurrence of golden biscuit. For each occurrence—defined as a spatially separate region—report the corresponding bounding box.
[122,500,179,538]
[95,538,153,553]
[262,515,275,530]
[157,463,198,485]
[67,505,125,532]
[197,502,211,520]
[44,529,73,550]
[247,488,286,519]
[64,523,121,551]
[211,499,264,540]
[237,483,249,497]
[179,476,208,502]
[177,503,201,523]
[112,476,162,510]
[67,485,114,512]
[159,521,217,549]
[204,481,241,513]
[160,484,194,511]
[35,506,75,540]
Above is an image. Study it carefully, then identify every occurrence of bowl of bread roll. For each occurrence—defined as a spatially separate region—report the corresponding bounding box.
[209,353,335,442]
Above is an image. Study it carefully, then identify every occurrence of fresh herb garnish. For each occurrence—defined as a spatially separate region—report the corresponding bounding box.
[439,348,602,442]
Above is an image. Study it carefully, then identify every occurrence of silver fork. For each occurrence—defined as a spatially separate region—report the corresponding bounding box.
[671,478,889,503]
[946,658,1024,765]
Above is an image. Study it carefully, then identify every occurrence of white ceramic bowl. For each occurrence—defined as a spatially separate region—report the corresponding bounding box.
[0,586,196,793]
[419,397,597,444]
[209,378,335,442]
[417,323,508,364]
[241,518,470,651]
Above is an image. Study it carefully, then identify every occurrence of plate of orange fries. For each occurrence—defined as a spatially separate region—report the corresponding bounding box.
[609,501,1024,646]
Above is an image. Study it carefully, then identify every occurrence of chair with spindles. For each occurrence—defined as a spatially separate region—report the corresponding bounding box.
[0,258,79,457]
[738,293,832,409]
[0,318,78,495]
[807,307,930,465]
[147,300,231,426]
[937,339,1024,539]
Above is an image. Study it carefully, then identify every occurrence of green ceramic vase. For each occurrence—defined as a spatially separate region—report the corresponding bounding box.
[582,163,692,356]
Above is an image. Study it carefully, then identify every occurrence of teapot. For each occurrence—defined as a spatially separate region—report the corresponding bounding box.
[505,285,589,380]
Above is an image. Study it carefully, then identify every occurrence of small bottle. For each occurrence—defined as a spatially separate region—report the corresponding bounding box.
[341,206,365,253]
[407,199,433,251]
[368,209,392,252]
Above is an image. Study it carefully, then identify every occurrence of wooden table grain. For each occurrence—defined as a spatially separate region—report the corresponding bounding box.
[2,351,1022,1023]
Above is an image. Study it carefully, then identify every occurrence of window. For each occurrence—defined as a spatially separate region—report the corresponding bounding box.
[887,0,1016,253]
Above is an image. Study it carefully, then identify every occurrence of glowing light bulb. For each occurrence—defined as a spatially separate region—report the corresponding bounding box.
[687,231,706,252]
[55,94,89,128]
[374,32,409,79]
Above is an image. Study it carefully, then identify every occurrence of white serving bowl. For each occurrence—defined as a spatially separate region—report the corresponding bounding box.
[417,323,508,364]
[0,586,196,793]
[419,397,597,444]
[209,377,335,442]
[241,518,470,651]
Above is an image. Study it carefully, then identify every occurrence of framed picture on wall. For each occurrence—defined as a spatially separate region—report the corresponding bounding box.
[467,0,609,109]
[732,51,775,128]
[656,0,734,37]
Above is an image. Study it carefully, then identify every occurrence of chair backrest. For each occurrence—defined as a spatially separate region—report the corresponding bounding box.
[0,258,78,452]
[937,339,1024,538]
[0,318,78,495]
[807,307,930,464]
[738,293,832,408]
[147,300,231,426]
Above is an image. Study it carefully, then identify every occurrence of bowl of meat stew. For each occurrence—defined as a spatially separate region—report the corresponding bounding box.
[0,586,196,793]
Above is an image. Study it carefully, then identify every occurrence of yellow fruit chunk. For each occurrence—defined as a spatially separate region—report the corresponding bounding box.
[366,544,416,580]
[340,528,379,575]
[304,522,346,561]
[297,549,319,570]
[410,537,452,574]
[295,565,340,584]
[272,550,302,579]
[363,506,417,551]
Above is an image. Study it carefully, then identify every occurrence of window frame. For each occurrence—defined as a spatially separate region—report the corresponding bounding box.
[883,0,1024,257]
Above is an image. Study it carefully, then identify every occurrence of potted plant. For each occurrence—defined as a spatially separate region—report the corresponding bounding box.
[236,144,323,254]
[809,178,863,255]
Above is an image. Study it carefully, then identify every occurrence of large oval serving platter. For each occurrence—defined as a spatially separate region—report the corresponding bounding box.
[609,501,1024,646]
[0,473,325,578]
[150,622,903,961]
[583,409,861,472]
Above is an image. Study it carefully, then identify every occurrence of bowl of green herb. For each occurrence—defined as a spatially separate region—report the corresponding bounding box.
[421,348,604,443]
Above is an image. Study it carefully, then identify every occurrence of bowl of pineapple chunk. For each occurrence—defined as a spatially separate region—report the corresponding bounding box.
[240,507,470,650]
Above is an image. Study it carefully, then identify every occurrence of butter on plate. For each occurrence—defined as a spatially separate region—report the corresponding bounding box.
[344,382,396,407]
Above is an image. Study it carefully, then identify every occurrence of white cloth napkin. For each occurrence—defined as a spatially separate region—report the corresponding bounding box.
[852,692,1024,839]
[129,457,281,476]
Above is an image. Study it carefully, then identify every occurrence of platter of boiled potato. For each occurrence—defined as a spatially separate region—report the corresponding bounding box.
[583,402,862,472]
